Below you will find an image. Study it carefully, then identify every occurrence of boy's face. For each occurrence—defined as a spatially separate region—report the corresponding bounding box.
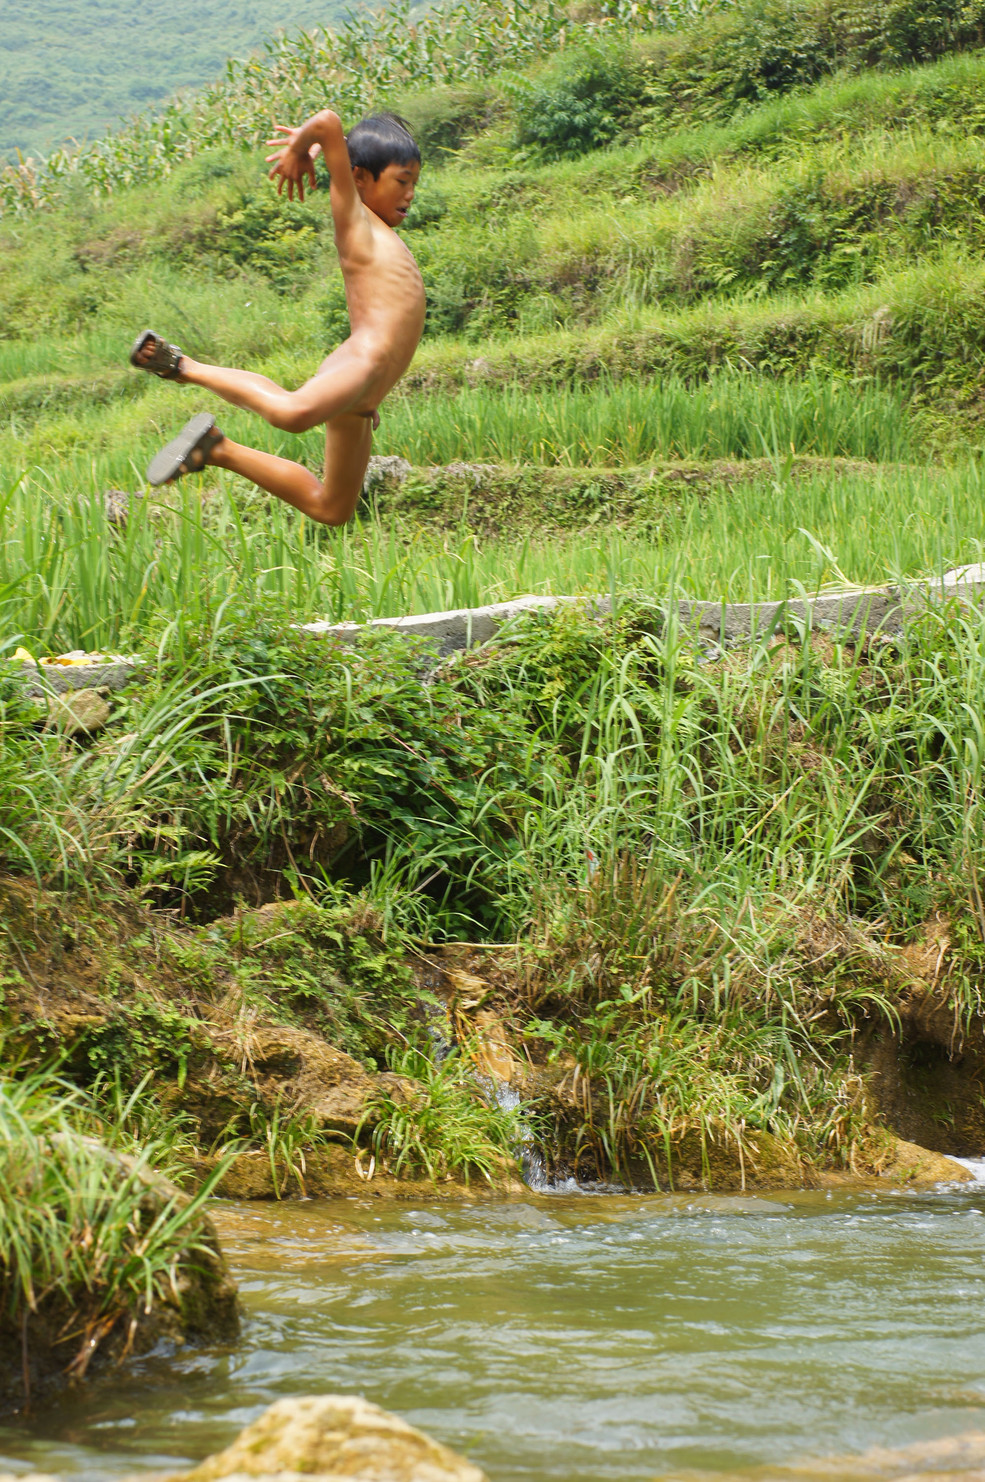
[353,160,421,228]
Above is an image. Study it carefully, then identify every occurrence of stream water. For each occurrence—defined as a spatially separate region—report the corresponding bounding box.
[3,1185,985,1482]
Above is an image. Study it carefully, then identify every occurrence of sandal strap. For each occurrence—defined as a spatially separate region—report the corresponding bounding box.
[185,430,222,473]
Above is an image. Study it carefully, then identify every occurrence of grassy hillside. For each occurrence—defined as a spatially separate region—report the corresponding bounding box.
[4,0,985,1192]
[0,0,347,162]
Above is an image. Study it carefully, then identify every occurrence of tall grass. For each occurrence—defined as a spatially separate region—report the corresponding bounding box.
[2,459,982,651]
[362,1043,523,1184]
[450,587,985,986]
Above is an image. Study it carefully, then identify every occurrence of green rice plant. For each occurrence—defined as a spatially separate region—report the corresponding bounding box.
[377,371,914,464]
[5,398,974,660]
[360,1043,524,1184]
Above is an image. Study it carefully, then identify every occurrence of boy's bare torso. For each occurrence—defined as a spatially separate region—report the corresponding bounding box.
[334,202,426,412]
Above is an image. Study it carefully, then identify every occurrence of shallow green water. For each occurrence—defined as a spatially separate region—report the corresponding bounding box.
[3,1187,985,1481]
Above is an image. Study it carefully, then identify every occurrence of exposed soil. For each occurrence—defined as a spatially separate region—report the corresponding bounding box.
[0,878,978,1208]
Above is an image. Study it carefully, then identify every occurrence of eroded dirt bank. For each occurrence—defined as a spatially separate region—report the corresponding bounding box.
[1,876,977,1202]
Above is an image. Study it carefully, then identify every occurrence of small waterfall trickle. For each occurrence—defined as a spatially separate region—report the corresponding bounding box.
[486,1076,589,1194]
[422,1002,455,1065]
[486,1077,551,1192]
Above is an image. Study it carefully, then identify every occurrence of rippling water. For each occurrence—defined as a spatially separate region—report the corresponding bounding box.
[3,1186,985,1481]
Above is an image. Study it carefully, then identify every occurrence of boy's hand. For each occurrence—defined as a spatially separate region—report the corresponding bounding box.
[265,124,320,201]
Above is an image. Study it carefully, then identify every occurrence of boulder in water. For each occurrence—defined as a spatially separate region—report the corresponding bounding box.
[163,1394,489,1481]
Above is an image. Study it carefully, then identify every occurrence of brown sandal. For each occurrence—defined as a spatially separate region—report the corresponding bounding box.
[146,413,222,486]
[130,329,184,379]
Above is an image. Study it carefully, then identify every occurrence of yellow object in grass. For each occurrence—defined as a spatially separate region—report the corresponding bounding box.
[40,651,107,667]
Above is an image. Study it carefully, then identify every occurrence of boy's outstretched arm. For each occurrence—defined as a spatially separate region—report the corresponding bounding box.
[266,110,359,224]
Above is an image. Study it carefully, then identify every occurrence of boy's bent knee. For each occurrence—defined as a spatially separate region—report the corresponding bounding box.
[310,486,360,527]
[271,400,321,435]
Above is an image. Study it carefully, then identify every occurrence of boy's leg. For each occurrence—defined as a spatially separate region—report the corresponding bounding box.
[135,337,379,433]
[207,412,374,526]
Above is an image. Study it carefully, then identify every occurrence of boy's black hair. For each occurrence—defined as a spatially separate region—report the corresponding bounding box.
[346,113,421,179]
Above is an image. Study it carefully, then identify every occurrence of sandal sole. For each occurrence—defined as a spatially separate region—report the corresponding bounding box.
[146,413,217,486]
[129,328,182,377]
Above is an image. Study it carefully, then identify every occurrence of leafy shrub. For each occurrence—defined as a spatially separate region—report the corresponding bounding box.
[191,188,326,290]
[867,0,985,65]
[510,43,649,158]
[638,0,985,129]
[108,609,554,923]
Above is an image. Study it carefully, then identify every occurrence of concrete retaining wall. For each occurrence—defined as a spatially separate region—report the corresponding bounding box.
[299,564,985,657]
[15,565,985,692]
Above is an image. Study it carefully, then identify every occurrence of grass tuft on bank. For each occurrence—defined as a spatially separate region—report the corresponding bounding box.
[0,1066,237,1407]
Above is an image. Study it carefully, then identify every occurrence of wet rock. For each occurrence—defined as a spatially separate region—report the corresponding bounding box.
[867,1132,972,1185]
[249,1026,378,1137]
[211,1142,519,1201]
[168,1394,489,1482]
[43,687,111,737]
[470,1009,524,1085]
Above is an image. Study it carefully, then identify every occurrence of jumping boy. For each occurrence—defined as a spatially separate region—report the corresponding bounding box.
[129,110,424,525]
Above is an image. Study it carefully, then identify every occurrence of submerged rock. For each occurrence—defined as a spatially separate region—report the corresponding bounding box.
[162,1394,488,1481]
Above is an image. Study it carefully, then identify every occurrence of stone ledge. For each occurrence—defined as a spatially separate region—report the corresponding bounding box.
[13,567,985,691]
[16,659,141,697]
[300,567,985,657]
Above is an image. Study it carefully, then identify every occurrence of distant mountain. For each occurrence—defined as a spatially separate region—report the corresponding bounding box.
[0,0,346,160]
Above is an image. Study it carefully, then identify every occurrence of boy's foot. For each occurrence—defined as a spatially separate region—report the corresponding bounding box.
[146,413,224,486]
[130,329,185,380]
